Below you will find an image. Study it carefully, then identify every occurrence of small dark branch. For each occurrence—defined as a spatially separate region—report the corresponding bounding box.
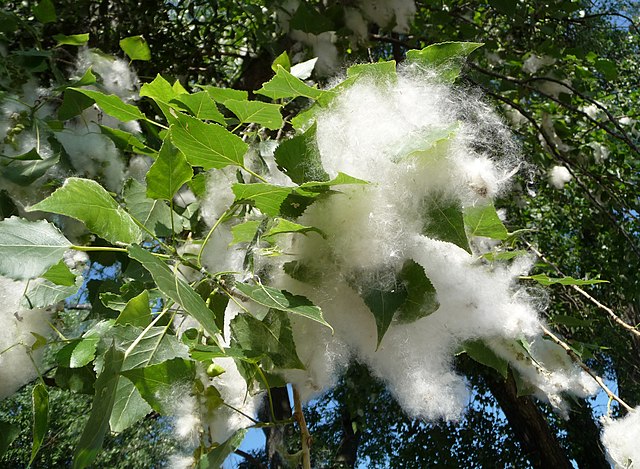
[369,33,411,49]
[235,449,267,469]
[565,12,640,36]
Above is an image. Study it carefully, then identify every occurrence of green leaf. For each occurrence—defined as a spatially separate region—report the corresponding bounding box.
[170,92,225,123]
[119,35,151,61]
[406,42,484,81]
[69,88,145,122]
[208,428,247,464]
[67,67,97,88]
[58,89,94,120]
[123,178,184,237]
[256,65,324,100]
[347,61,397,83]
[223,99,283,130]
[263,218,323,240]
[298,172,368,190]
[109,377,151,433]
[29,178,144,245]
[0,421,20,457]
[127,245,222,340]
[202,86,248,104]
[461,340,509,378]
[235,282,331,330]
[146,139,193,200]
[57,321,114,369]
[231,183,293,216]
[140,74,185,118]
[394,124,458,162]
[169,114,248,170]
[422,196,471,252]
[42,260,76,286]
[289,2,334,34]
[395,260,439,323]
[550,315,594,328]
[22,279,78,308]
[122,358,196,413]
[481,250,528,261]
[115,290,152,327]
[29,383,49,466]
[0,217,70,280]
[53,33,90,46]
[54,366,96,394]
[98,125,151,154]
[464,204,508,240]
[359,284,407,348]
[274,122,329,184]
[73,344,124,469]
[2,151,60,185]
[272,51,291,72]
[33,0,56,23]
[230,220,261,245]
[521,274,608,286]
[231,309,305,369]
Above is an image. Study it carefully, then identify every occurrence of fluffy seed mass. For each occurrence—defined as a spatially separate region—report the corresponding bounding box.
[199,67,597,422]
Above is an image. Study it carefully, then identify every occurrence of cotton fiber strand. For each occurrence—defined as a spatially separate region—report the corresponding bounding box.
[260,68,596,420]
[601,407,640,468]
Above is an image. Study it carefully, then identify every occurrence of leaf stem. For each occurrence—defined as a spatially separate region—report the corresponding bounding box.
[70,245,128,253]
[242,165,269,183]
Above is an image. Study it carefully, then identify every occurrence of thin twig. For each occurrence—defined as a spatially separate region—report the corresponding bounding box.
[292,385,312,469]
[540,324,633,413]
[525,241,640,338]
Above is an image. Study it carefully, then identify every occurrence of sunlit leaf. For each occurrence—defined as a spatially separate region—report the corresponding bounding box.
[521,274,608,286]
[274,122,329,184]
[29,178,144,245]
[422,196,471,252]
[223,99,283,130]
[69,88,145,122]
[146,139,193,201]
[0,217,70,280]
[256,65,323,100]
[231,183,292,216]
[169,113,248,170]
[464,204,509,240]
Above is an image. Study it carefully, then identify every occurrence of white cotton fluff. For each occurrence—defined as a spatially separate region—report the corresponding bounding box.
[75,48,139,101]
[259,69,596,420]
[166,454,196,469]
[0,276,51,400]
[358,0,416,33]
[205,357,262,444]
[522,54,556,74]
[55,122,125,192]
[289,30,339,76]
[601,407,640,468]
[126,154,154,182]
[549,165,572,189]
[199,168,238,224]
[172,392,202,446]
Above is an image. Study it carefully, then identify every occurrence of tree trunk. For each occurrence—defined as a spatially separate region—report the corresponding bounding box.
[564,399,609,469]
[333,408,360,468]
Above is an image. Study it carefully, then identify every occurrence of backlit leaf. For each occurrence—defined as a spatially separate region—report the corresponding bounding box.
[256,65,323,100]
[406,42,483,81]
[464,203,509,240]
[422,196,471,252]
[232,183,292,216]
[223,99,283,130]
[53,34,89,46]
[274,122,329,184]
[119,35,151,61]
[29,383,49,466]
[170,92,225,123]
[146,139,193,200]
[69,88,145,122]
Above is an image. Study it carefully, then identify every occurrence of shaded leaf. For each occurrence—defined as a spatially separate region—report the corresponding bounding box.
[461,340,509,379]
[122,358,196,413]
[29,383,49,466]
[0,421,20,457]
[208,428,247,464]
[359,284,406,348]
[231,309,305,369]
[54,366,96,394]
[123,178,184,237]
[22,279,78,308]
[422,196,471,252]
[29,177,144,245]
[231,220,261,245]
[274,122,329,184]
[58,89,94,120]
[109,377,151,433]
[395,260,439,323]
[289,2,334,34]
[73,344,124,469]
[202,86,248,104]
[33,0,56,23]
[0,217,70,280]
[2,151,60,185]
[347,61,397,83]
